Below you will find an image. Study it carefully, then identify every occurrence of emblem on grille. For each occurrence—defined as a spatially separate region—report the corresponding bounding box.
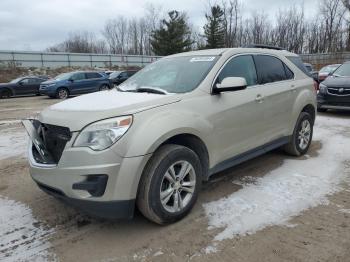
[339,88,344,93]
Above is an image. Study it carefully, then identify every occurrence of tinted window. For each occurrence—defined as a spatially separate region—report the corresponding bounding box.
[120,72,128,78]
[283,64,294,80]
[86,72,102,79]
[287,56,309,75]
[20,79,30,84]
[28,78,37,84]
[254,55,289,84]
[71,73,86,81]
[217,55,258,86]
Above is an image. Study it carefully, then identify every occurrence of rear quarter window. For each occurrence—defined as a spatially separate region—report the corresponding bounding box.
[254,55,291,84]
[287,56,309,75]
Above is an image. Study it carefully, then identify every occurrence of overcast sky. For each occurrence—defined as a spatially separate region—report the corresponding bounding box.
[0,0,318,51]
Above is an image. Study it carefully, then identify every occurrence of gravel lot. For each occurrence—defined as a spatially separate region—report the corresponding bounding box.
[1,96,350,262]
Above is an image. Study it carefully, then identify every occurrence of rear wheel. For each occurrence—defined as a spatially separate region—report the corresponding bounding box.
[137,144,202,224]
[56,88,69,99]
[0,89,11,99]
[284,112,313,156]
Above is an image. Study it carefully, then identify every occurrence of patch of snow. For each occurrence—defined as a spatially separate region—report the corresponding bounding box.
[338,209,350,214]
[0,127,27,160]
[204,115,350,242]
[153,250,164,257]
[203,245,218,254]
[0,197,55,261]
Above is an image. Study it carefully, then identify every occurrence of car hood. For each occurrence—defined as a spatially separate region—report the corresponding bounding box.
[38,89,181,131]
[322,76,350,88]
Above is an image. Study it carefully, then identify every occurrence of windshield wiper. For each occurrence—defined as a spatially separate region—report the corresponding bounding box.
[136,87,168,95]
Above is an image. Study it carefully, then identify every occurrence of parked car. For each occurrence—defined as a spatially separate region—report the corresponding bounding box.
[39,71,111,99]
[0,76,47,98]
[318,64,341,82]
[23,46,316,224]
[303,62,319,81]
[109,70,138,86]
[317,61,350,112]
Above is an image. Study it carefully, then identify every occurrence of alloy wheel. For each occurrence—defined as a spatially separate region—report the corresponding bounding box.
[160,160,196,213]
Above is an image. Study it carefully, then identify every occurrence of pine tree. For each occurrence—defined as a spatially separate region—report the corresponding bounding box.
[151,11,193,56]
[203,5,226,49]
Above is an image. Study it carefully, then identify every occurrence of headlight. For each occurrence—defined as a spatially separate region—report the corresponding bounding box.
[319,83,328,94]
[73,115,133,151]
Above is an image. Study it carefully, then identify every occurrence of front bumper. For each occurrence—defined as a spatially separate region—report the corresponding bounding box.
[317,93,350,110]
[24,120,151,219]
[39,87,56,96]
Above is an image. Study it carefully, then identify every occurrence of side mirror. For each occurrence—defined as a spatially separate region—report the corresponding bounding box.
[214,77,247,94]
[68,78,74,82]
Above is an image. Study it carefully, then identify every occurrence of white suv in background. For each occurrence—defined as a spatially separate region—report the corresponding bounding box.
[23,45,316,224]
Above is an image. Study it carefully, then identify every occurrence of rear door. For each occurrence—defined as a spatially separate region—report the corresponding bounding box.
[86,72,104,91]
[253,54,295,142]
[69,73,88,94]
[15,78,37,95]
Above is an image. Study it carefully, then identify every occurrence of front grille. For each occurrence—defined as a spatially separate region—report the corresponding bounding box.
[33,120,71,164]
[328,87,350,96]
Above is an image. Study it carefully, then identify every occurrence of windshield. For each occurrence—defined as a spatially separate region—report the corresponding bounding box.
[332,63,350,77]
[109,71,121,78]
[320,65,340,74]
[54,72,73,81]
[118,56,218,93]
[10,77,23,83]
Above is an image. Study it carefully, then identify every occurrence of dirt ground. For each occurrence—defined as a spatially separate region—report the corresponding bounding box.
[1,96,350,262]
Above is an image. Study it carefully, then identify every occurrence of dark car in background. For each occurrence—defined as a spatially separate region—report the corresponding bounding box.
[109,70,138,86]
[0,76,47,99]
[39,71,111,99]
[318,64,341,82]
[318,61,350,112]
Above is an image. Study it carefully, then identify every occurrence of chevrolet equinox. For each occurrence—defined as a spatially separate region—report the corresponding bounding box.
[23,46,316,224]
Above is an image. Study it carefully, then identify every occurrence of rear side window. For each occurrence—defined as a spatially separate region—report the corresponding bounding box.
[254,55,291,84]
[86,72,102,79]
[286,56,309,75]
[217,55,258,86]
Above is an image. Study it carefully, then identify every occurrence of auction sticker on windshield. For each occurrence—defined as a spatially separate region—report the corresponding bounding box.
[190,57,216,62]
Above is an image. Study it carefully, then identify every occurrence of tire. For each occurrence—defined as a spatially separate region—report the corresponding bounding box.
[99,84,109,91]
[0,89,11,99]
[137,144,202,225]
[56,88,69,99]
[284,112,313,156]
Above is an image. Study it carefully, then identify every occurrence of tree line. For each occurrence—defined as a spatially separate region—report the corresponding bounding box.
[47,0,350,56]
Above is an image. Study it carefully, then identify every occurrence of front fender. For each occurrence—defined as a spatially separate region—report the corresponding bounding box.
[112,107,213,158]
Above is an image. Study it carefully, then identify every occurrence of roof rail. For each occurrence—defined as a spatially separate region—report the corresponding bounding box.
[244,44,284,50]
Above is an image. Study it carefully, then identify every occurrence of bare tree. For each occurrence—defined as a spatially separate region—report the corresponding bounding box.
[47,31,107,53]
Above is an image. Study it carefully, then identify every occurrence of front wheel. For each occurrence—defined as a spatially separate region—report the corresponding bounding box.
[284,112,313,156]
[137,144,202,224]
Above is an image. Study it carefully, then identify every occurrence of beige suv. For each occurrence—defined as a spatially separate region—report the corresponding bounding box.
[23,46,316,224]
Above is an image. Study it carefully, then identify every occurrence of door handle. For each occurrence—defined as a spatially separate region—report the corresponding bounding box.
[255,94,264,103]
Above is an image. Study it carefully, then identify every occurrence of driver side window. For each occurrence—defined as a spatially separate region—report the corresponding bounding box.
[71,73,85,81]
[217,55,258,86]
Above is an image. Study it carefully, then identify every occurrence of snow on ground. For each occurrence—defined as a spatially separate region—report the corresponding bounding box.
[0,126,27,160]
[0,197,55,261]
[204,115,350,243]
